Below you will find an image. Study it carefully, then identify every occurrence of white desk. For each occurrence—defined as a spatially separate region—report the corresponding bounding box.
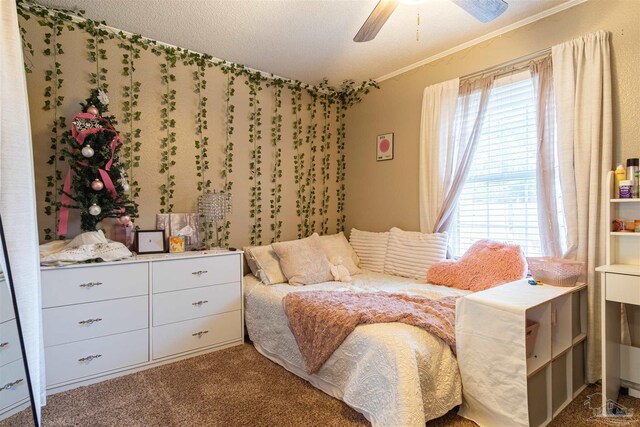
[597,264,640,407]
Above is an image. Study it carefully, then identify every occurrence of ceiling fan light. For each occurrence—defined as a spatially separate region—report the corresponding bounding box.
[399,0,428,5]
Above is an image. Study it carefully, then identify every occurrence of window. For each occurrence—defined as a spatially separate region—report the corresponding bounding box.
[451,71,547,257]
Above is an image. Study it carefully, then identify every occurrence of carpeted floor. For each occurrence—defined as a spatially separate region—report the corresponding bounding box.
[1,343,638,426]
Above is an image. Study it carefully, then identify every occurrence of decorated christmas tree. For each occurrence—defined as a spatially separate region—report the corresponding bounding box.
[57,89,138,236]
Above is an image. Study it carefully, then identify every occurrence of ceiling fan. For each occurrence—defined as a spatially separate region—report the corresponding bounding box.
[354,0,509,42]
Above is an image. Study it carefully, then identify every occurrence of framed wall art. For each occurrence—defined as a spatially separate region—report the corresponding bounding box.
[376,133,394,161]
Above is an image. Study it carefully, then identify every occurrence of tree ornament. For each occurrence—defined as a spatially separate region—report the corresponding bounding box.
[87,105,99,116]
[118,215,131,225]
[88,204,102,216]
[90,179,104,191]
[81,145,94,158]
[119,173,130,193]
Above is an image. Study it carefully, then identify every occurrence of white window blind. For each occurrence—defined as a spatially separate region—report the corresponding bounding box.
[452,71,543,257]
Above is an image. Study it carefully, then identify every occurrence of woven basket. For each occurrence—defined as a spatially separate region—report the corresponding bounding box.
[526,257,584,287]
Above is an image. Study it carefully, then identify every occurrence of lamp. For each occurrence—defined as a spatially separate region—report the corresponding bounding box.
[197,190,232,248]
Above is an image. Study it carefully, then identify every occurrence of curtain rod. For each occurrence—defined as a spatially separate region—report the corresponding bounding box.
[460,47,552,82]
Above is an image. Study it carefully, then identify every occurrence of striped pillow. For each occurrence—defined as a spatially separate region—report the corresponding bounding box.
[384,227,448,279]
[349,228,389,273]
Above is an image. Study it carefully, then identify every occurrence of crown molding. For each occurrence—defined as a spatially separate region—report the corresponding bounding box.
[376,0,588,82]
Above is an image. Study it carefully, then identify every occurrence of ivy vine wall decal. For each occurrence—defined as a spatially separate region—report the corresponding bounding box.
[119,39,142,203]
[17,0,377,247]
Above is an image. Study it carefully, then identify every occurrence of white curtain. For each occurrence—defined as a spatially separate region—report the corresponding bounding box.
[0,0,46,418]
[419,76,494,234]
[552,30,612,382]
[531,57,563,258]
[419,78,459,232]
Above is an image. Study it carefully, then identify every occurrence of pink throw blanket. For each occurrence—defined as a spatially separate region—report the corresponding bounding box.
[283,291,460,374]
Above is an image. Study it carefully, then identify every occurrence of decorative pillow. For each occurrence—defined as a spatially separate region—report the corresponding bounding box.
[349,228,389,273]
[243,244,287,285]
[319,232,361,275]
[426,239,527,292]
[383,227,447,279]
[271,233,333,286]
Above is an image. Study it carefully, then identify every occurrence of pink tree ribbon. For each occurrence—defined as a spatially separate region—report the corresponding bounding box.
[71,113,122,170]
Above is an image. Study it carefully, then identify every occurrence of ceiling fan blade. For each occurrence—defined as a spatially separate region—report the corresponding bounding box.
[450,0,508,23]
[354,0,400,43]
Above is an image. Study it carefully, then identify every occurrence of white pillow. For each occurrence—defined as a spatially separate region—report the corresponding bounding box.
[319,232,361,275]
[271,233,333,286]
[384,227,448,279]
[243,245,287,285]
[349,228,389,273]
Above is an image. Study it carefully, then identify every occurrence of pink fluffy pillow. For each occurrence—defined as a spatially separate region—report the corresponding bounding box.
[426,239,527,292]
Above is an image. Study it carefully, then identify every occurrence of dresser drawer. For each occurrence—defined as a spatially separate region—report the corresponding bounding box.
[45,329,148,386]
[152,254,240,293]
[0,358,29,410]
[0,320,21,367]
[41,263,148,308]
[0,280,15,324]
[43,296,148,347]
[152,311,241,359]
[153,282,241,326]
[606,273,640,305]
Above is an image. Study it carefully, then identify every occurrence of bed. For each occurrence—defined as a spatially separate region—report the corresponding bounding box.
[244,270,471,427]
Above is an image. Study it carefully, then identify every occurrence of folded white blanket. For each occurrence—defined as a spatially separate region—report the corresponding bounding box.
[40,230,132,265]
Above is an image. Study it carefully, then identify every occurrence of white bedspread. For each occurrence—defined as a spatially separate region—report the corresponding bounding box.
[244,271,470,427]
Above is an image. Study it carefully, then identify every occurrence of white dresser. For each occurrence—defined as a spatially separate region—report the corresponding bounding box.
[40,250,243,393]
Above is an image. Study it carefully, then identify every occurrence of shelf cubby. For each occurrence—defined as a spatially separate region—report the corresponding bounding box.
[571,287,587,343]
[527,304,551,376]
[572,340,586,396]
[551,351,571,416]
[551,295,571,358]
[528,365,551,427]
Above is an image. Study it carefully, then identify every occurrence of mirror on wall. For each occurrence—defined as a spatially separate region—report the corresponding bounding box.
[0,214,38,426]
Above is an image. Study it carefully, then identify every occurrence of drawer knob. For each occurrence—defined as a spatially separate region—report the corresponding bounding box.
[0,342,8,349]
[78,318,103,326]
[191,270,208,277]
[192,300,209,307]
[0,379,23,391]
[78,354,102,363]
[192,330,209,338]
[79,281,103,288]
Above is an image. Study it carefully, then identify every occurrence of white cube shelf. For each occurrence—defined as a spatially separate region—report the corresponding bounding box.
[457,279,588,427]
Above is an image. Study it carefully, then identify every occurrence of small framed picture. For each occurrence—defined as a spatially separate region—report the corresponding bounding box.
[169,235,186,253]
[135,230,166,254]
[376,133,394,161]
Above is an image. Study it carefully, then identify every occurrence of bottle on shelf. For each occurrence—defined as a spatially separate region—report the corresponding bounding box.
[620,180,633,199]
[626,158,638,198]
[614,164,626,198]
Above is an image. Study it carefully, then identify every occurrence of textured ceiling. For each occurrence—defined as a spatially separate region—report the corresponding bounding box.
[37,0,580,85]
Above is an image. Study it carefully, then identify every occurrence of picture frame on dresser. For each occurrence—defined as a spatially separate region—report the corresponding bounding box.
[135,230,166,254]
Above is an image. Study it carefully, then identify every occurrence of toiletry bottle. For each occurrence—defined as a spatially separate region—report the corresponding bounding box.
[619,180,633,199]
[614,164,626,198]
[627,158,639,198]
